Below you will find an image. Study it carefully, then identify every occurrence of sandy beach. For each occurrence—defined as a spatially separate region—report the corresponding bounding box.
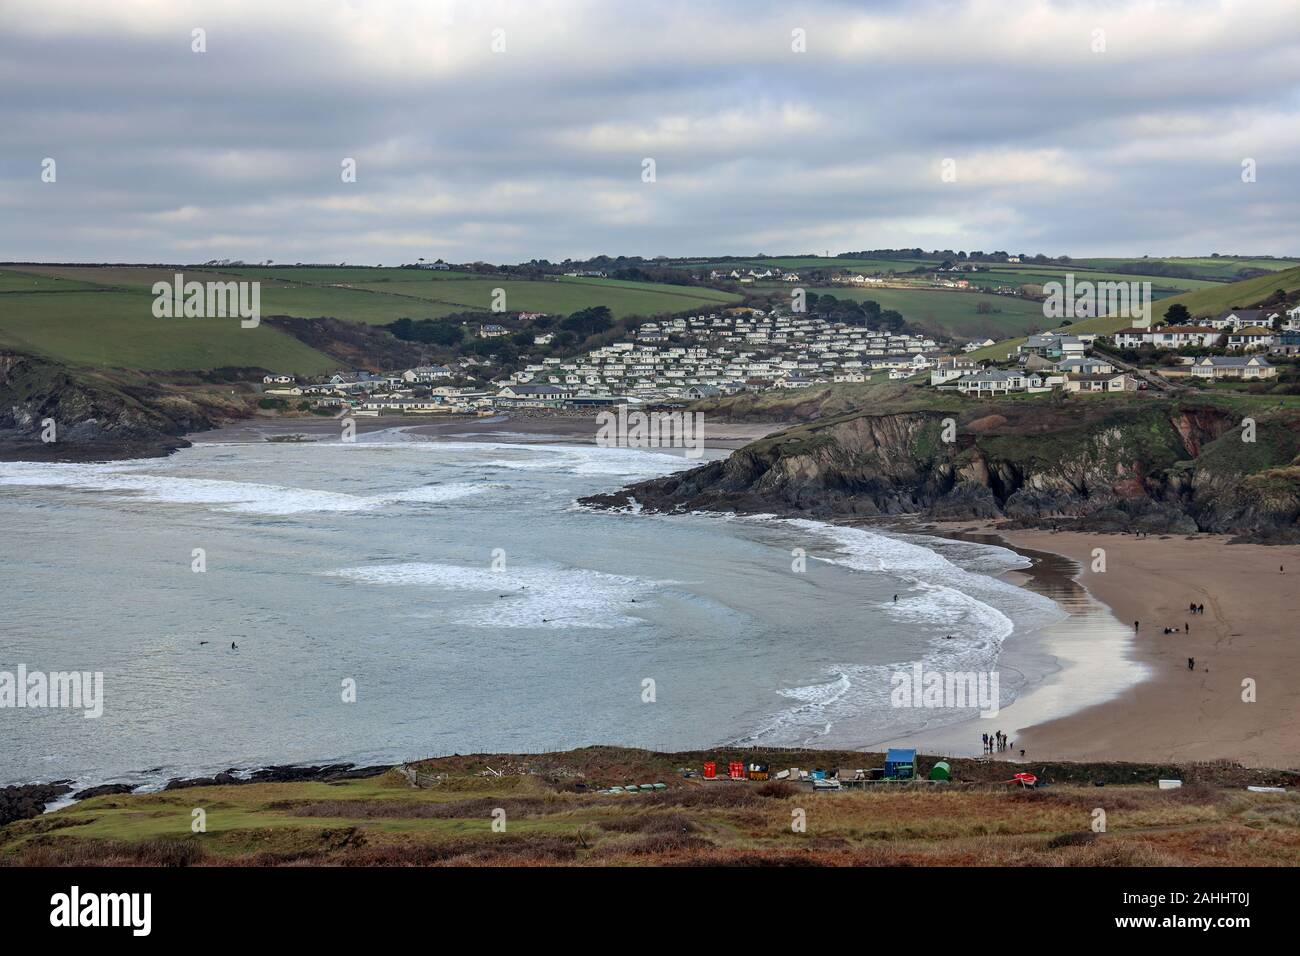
[935,522,1300,769]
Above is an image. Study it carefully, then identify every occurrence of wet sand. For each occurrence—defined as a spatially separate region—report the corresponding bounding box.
[874,529,1144,763]
[934,522,1300,769]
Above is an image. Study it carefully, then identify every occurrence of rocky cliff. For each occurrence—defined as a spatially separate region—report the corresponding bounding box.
[583,397,1300,539]
[0,350,245,460]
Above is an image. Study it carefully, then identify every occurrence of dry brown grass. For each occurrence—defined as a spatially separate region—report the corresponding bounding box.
[6,750,1298,867]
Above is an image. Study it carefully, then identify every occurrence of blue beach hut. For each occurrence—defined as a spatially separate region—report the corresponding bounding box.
[884,748,916,780]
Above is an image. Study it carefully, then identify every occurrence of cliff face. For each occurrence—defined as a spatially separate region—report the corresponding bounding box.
[583,399,1300,539]
[0,350,240,460]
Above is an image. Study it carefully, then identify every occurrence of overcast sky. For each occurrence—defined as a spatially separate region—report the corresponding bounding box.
[1,0,1298,264]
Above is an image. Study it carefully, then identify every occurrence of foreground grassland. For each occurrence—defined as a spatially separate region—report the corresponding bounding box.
[4,748,1298,866]
[0,265,740,372]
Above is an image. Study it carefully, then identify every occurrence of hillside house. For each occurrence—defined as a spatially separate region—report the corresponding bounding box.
[1064,372,1129,393]
[1189,356,1276,380]
[953,369,1026,395]
[402,365,452,383]
[1224,327,1275,351]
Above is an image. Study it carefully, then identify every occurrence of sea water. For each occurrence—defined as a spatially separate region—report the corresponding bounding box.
[0,431,1065,790]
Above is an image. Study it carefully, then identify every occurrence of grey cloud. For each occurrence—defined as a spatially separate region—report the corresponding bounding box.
[0,0,1297,263]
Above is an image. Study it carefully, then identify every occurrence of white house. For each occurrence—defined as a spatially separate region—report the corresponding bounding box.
[1224,327,1275,351]
[1189,356,1276,380]
[953,369,1026,395]
[402,365,452,383]
[1064,372,1129,393]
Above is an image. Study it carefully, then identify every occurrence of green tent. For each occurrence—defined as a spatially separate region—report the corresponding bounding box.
[928,761,951,781]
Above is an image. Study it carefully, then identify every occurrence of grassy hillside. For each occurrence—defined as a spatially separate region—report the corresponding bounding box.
[0,265,740,372]
[0,290,340,375]
[4,747,1296,866]
[1073,256,1300,281]
[806,286,1048,339]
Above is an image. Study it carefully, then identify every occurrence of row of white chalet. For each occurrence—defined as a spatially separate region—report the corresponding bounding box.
[503,309,945,400]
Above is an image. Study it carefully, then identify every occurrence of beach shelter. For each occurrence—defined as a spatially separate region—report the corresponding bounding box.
[928,760,951,782]
[884,748,916,780]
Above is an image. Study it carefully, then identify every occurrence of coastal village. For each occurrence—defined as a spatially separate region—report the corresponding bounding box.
[259,301,1300,415]
[260,307,945,413]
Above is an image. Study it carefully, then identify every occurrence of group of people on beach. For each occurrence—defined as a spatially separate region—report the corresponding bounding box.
[982,731,1012,754]
[1188,602,1205,614]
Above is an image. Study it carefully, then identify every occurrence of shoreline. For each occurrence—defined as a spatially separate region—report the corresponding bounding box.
[932,521,1300,769]
[9,436,1298,807]
[872,522,1147,763]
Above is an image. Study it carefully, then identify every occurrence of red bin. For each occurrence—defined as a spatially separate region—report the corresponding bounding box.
[703,761,716,779]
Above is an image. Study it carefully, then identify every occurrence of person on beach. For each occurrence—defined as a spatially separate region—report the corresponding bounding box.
[1135,620,1140,632]
[982,733,988,753]
[1188,657,1195,670]
[1185,622,1189,633]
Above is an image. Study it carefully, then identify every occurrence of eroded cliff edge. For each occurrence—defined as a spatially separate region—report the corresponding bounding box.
[582,397,1300,539]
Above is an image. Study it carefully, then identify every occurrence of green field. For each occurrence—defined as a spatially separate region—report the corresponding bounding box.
[677,256,937,273]
[0,290,340,374]
[1071,256,1300,281]
[0,265,741,371]
[778,285,1049,339]
[956,264,1215,296]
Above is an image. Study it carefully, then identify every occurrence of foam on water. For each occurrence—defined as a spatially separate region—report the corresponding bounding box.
[329,562,668,629]
[0,461,495,515]
[729,517,1065,747]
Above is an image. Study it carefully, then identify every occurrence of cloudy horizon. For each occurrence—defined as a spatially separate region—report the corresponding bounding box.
[2,0,1298,265]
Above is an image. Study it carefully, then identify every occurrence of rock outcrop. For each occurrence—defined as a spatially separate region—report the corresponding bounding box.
[0,350,237,460]
[583,398,1300,539]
